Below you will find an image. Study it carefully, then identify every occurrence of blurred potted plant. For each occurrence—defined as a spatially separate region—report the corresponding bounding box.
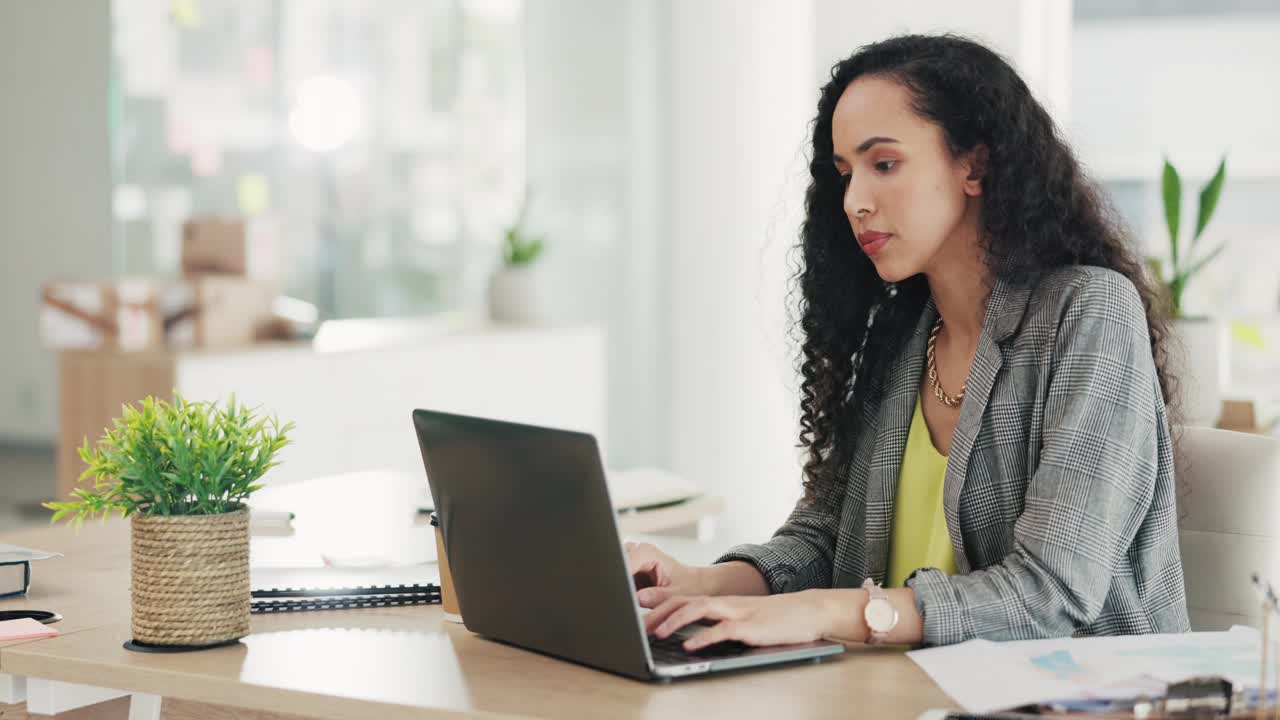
[488,188,553,324]
[1147,155,1228,426]
[45,394,292,650]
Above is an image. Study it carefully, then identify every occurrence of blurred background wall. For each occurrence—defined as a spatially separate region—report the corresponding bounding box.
[2,0,1277,544]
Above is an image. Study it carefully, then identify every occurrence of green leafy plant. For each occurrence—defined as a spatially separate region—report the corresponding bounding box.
[1147,155,1228,318]
[501,189,544,267]
[44,394,294,525]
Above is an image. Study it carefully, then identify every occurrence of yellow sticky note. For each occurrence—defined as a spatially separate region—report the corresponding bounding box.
[237,174,271,217]
[171,0,202,29]
[1230,321,1267,350]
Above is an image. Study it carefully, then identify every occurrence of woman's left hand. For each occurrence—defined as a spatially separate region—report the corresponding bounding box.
[643,591,842,652]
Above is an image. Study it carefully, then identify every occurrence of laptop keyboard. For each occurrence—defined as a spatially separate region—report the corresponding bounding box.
[648,634,754,664]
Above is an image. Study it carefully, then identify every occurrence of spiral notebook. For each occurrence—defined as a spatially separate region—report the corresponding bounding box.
[250,567,441,614]
[251,583,440,614]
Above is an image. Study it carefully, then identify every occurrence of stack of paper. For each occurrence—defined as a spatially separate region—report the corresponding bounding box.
[909,626,1263,714]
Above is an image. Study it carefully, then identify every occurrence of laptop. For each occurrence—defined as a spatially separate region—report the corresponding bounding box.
[411,409,846,680]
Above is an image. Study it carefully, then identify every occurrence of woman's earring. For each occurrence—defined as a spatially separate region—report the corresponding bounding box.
[847,300,883,402]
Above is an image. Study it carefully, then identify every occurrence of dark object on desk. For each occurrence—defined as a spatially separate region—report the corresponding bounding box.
[942,707,1049,712]
[1126,675,1234,718]
[0,546,62,599]
[942,675,1236,719]
[0,561,31,599]
[0,540,65,597]
[252,583,437,599]
[250,583,441,614]
[411,408,844,682]
[0,609,62,625]
[429,512,463,621]
[1161,675,1232,716]
[252,594,440,614]
[124,637,242,654]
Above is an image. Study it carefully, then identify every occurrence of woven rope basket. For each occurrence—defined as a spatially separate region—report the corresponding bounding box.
[130,505,250,647]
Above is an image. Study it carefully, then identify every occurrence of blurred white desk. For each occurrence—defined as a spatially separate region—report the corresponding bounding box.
[56,322,606,503]
[615,495,724,540]
[246,468,726,571]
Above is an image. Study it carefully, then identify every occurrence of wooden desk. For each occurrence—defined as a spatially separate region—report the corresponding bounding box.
[0,519,135,712]
[0,519,130,645]
[0,513,957,719]
[1,605,952,720]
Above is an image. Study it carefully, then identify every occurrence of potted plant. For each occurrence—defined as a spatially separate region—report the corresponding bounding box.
[488,188,553,324]
[45,394,292,650]
[1147,155,1228,426]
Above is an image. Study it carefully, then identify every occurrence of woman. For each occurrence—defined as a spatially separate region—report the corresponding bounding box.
[627,34,1189,650]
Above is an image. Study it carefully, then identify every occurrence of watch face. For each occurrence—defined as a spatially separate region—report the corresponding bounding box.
[866,598,898,633]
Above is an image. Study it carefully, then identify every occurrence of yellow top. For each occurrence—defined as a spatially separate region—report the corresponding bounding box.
[886,395,957,588]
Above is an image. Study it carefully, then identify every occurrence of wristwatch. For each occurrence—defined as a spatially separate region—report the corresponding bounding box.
[861,577,898,644]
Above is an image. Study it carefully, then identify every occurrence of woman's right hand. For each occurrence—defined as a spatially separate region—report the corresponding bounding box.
[624,541,707,609]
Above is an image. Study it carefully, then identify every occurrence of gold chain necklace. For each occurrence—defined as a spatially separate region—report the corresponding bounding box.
[926,317,966,408]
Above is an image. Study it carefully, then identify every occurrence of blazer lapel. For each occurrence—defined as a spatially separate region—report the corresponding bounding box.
[862,298,936,584]
[941,276,1031,572]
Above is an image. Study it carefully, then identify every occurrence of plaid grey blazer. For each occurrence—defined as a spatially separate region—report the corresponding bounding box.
[718,265,1190,645]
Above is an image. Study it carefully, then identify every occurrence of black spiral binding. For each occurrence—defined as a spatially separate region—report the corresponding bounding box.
[250,583,441,614]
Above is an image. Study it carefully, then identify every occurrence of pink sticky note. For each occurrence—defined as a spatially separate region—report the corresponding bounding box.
[0,617,60,641]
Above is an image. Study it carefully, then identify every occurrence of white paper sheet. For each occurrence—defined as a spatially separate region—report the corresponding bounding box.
[909,627,1263,713]
[908,639,1082,714]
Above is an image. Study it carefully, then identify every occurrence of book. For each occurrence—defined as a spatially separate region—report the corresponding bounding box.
[0,564,28,600]
[0,545,63,600]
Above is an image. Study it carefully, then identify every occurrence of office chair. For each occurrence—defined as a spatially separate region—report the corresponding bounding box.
[1175,425,1280,630]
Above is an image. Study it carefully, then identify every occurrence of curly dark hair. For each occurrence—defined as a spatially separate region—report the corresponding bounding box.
[795,34,1176,505]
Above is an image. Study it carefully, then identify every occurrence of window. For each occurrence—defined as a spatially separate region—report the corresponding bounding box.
[110,0,525,320]
[1070,1,1280,393]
